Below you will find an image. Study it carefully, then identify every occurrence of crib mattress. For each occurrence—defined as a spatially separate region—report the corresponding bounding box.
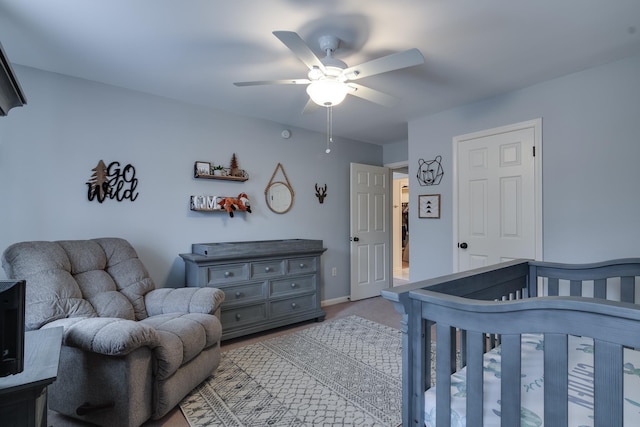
[424,334,640,427]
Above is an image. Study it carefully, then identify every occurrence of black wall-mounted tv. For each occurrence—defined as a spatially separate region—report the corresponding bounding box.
[0,280,25,377]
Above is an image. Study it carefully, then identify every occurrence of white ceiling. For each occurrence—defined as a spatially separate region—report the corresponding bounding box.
[1,0,640,145]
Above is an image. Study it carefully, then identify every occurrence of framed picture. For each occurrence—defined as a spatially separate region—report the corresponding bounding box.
[194,161,211,177]
[418,194,440,218]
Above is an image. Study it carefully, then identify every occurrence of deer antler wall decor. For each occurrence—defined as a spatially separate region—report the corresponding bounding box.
[315,183,327,204]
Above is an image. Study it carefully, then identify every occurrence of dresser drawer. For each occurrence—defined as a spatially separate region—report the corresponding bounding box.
[251,260,285,279]
[270,275,316,298]
[221,303,267,328]
[221,282,265,307]
[207,263,249,285]
[287,257,317,274]
[270,294,316,318]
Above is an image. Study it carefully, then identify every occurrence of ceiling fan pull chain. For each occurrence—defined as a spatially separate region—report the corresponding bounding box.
[326,105,333,154]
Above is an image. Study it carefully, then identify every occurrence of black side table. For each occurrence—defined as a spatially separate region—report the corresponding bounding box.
[0,327,63,427]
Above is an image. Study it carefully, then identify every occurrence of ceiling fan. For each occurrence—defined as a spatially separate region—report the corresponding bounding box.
[234,31,425,110]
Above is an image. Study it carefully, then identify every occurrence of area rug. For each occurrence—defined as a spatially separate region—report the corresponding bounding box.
[180,315,403,426]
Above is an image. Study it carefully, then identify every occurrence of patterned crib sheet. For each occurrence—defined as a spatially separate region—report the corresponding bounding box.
[424,334,640,427]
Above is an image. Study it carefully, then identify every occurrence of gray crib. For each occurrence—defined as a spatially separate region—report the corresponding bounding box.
[381,258,640,427]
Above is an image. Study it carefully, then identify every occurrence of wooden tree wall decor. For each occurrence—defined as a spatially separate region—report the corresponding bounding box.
[229,153,243,177]
[416,155,444,186]
[87,160,139,203]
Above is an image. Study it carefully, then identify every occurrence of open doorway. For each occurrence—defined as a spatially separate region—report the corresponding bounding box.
[390,164,410,286]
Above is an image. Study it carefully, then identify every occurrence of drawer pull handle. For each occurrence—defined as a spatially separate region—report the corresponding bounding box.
[291,302,297,309]
[290,283,297,288]
[299,263,305,268]
[235,291,242,298]
[264,267,271,272]
[235,313,241,321]
[224,271,231,278]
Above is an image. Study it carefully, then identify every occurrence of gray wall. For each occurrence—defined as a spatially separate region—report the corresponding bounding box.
[408,54,640,281]
[0,66,382,302]
[6,53,638,295]
[382,140,408,165]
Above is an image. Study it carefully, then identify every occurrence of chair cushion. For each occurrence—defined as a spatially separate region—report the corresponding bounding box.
[2,241,97,330]
[145,287,225,317]
[141,312,222,380]
[45,317,159,356]
[69,238,156,320]
[1,237,156,329]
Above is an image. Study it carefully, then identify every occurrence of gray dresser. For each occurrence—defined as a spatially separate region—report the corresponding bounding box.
[180,239,326,340]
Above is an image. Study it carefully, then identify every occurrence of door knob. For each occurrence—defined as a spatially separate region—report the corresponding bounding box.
[459,242,468,249]
[351,237,360,242]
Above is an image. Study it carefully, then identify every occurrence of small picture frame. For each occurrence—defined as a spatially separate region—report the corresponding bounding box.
[194,161,211,177]
[419,194,440,218]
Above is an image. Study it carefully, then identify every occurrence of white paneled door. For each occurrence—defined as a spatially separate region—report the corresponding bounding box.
[455,120,542,272]
[350,163,391,301]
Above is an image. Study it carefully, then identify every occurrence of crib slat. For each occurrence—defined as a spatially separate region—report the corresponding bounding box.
[570,279,582,296]
[466,331,484,425]
[425,320,433,388]
[488,333,500,351]
[544,334,568,427]
[594,278,607,299]
[411,299,428,427]
[501,334,521,427]
[460,329,467,368]
[594,340,623,427]
[621,276,634,303]
[548,277,559,296]
[450,328,458,374]
[436,323,453,427]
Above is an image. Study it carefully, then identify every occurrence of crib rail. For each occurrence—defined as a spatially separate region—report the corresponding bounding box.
[382,260,532,426]
[529,258,640,303]
[381,258,640,427]
[415,293,640,427]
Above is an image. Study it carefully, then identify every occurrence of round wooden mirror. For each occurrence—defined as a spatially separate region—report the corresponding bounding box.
[264,163,294,214]
[265,181,293,213]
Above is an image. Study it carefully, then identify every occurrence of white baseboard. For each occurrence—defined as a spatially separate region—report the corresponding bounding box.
[321,296,350,307]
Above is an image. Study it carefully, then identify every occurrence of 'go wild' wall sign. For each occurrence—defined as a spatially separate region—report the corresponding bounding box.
[86,160,139,203]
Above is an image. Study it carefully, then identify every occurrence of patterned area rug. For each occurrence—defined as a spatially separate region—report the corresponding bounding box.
[180,315,402,426]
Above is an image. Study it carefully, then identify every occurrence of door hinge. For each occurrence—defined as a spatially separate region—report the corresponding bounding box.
[533,146,536,157]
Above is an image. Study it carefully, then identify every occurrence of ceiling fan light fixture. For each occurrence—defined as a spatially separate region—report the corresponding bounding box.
[306,79,348,107]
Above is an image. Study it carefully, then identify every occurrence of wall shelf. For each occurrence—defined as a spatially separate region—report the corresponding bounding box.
[190,195,251,214]
[194,161,248,181]
[191,162,250,213]
[194,173,248,182]
[190,207,249,213]
[190,206,226,212]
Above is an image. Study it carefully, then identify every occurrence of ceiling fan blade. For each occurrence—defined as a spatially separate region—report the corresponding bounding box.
[273,31,327,73]
[346,83,399,107]
[341,48,424,81]
[234,79,310,87]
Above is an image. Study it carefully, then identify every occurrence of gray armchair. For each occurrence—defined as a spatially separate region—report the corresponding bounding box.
[2,237,224,427]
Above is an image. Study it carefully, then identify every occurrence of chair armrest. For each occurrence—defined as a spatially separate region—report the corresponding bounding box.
[43,317,159,356]
[144,287,225,317]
